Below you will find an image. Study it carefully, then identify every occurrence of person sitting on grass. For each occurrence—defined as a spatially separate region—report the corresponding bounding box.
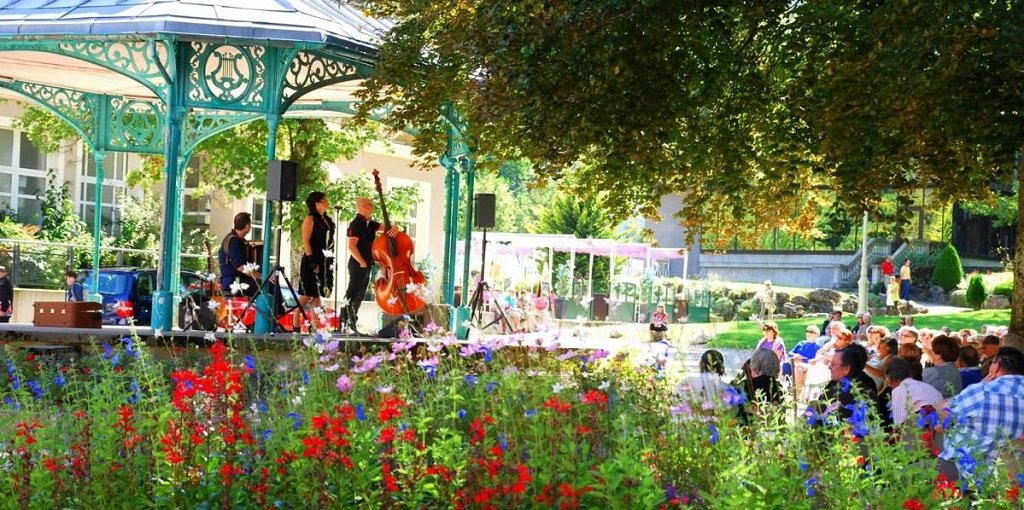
[650,303,669,342]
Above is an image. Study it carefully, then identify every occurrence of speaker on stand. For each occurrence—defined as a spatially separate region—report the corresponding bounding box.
[474,193,496,229]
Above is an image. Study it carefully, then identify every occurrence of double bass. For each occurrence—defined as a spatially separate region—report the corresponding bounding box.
[371,169,427,315]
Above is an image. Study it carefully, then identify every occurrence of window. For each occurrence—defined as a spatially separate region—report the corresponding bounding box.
[385,177,429,260]
[182,158,210,229]
[251,198,266,241]
[0,128,49,224]
[79,149,130,234]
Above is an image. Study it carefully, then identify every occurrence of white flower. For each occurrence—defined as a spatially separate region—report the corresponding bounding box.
[551,383,564,394]
[204,332,216,342]
[598,380,610,391]
[207,299,220,311]
[322,248,335,259]
[376,385,393,394]
[207,273,217,282]
[243,262,260,274]
[229,281,250,295]
[323,364,339,372]
[462,320,474,329]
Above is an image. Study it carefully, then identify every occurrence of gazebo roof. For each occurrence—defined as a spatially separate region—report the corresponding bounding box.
[0,0,388,50]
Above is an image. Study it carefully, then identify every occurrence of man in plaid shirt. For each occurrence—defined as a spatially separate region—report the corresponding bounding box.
[938,346,1024,486]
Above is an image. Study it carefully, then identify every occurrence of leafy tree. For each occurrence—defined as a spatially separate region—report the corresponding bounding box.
[39,168,87,243]
[965,274,988,311]
[931,244,965,293]
[357,0,1024,337]
[12,105,77,153]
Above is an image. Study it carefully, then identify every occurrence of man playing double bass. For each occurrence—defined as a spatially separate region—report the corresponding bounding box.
[343,197,400,335]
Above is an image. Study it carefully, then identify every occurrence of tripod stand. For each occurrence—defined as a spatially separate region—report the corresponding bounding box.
[467,228,512,333]
[237,266,310,334]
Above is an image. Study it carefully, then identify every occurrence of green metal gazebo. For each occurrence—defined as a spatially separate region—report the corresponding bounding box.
[0,0,475,333]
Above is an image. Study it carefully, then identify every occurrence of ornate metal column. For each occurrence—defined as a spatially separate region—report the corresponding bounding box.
[460,156,476,299]
[91,149,106,294]
[440,156,459,306]
[152,41,187,332]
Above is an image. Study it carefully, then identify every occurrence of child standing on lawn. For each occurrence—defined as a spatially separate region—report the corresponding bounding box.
[886,275,900,315]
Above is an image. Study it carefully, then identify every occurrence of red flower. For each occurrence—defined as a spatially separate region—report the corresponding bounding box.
[543,396,572,414]
[379,426,396,443]
[903,498,924,510]
[582,389,608,408]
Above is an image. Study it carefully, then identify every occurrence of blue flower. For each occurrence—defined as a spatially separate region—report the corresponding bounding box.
[1017,473,1024,487]
[665,484,678,502]
[708,424,719,445]
[287,412,302,430]
[4,396,19,410]
[941,407,953,429]
[483,348,492,363]
[498,432,508,451]
[525,409,537,419]
[5,360,15,376]
[799,461,809,472]
[458,408,467,420]
[127,378,140,405]
[27,380,44,400]
[102,342,113,360]
[122,337,138,359]
[917,408,939,429]
[244,355,256,372]
[301,369,309,386]
[424,366,436,379]
[257,399,268,414]
[111,354,121,368]
[845,401,870,438]
[261,429,272,442]
[486,381,498,394]
[10,375,19,391]
[840,377,851,394]
[804,407,820,426]
[464,374,478,386]
[804,477,817,497]
[955,448,977,477]
[355,404,366,421]
[54,374,65,389]
[724,386,746,407]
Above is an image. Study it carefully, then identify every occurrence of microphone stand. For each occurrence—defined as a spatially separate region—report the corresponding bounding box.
[332,205,345,334]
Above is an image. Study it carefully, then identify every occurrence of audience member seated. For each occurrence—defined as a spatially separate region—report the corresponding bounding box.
[533,292,553,330]
[680,350,728,407]
[898,326,920,346]
[938,346,1024,485]
[957,345,984,389]
[746,348,783,412]
[755,321,787,365]
[650,303,669,342]
[820,310,844,339]
[811,344,877,420]
[923,335,963,398]
[517,291,537,332]
[794,325,851,399]
[885,357,944,428]
[865,336,897,391]
[978,335,1001,377]
[897,343,924,381]
[500,290,522,333]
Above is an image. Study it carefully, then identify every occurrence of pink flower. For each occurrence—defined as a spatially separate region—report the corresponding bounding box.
[335,375,354,393]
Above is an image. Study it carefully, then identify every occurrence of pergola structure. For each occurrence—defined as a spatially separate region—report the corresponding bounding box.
[0,0,475,332]
[457,231,688,296]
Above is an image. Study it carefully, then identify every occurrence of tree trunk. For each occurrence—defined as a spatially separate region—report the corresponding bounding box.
[1010,158,1024,350]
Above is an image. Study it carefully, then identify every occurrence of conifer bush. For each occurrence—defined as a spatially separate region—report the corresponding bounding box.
[965,274,988,310]
[931,244,964,292]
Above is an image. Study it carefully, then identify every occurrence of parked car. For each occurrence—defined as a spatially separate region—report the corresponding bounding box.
[79,267,210,326]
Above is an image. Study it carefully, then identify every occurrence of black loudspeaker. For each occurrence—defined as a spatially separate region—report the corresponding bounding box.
[267,160,298,202]
[474,193,496,229]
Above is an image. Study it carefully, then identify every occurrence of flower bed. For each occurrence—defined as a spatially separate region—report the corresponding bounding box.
[0,332,1020,508]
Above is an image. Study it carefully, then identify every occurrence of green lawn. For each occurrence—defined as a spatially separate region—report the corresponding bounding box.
[701,309,1011,349]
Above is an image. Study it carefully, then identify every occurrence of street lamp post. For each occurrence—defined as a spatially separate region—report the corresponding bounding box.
[857,211,870,314]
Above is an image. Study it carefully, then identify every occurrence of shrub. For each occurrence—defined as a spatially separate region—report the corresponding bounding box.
[931,244,964,292]
[965,274,988,310]
[712,296,736,321]
[993,280,1013,299]
[948,290,968,308]
[735,297,758,321]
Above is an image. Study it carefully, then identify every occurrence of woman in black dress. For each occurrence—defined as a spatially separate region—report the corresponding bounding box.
[299,191,335,329]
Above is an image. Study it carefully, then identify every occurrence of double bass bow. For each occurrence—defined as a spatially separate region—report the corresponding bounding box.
[371,169,427,316]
